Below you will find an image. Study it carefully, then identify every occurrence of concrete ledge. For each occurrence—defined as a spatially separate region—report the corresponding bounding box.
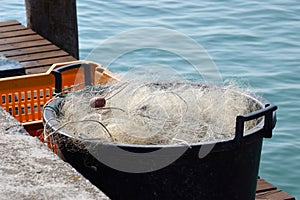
[0,107,109,200]
[0,107,27,136]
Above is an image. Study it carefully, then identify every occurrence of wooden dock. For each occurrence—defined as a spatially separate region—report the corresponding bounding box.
[0,20,295,200]
[0,20,76,75]
[256,178,294,200]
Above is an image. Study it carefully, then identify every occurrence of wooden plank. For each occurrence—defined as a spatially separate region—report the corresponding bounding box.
[22,56,77,69]
[2,45,60,57]
[25,65,53,74]
[25,65,52,74]
[0,35,44,45]
[0,29,36,39]
[256,178,277,193]
[0,40,52,51]
[8,50,69,62]
[0,20,20,27]
[24,56,77,74]
[256,189,295,200]
[0,24,27,33]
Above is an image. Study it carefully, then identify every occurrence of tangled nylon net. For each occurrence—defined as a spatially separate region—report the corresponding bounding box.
[55,81,262,145]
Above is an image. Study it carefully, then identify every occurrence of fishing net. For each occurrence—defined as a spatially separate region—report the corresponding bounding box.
[54,81,262,145]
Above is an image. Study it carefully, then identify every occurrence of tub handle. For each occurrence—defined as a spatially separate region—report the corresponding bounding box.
[52,62,92,94]
[234,104,278,142]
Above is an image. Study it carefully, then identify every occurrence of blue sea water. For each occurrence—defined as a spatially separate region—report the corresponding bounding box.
[1,0,299,198]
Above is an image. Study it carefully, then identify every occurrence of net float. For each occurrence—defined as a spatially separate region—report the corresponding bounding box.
[89,96,106,108]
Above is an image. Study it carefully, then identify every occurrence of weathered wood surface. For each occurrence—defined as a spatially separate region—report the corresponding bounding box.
[0,21,76,75]
[0,20,20,27]
[25,0,79,59]
[255,178,295,200]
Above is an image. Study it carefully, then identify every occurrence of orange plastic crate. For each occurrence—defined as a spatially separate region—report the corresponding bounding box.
[0,60,119,135]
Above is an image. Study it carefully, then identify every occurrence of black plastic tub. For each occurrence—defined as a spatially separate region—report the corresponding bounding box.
[43,92,277,200]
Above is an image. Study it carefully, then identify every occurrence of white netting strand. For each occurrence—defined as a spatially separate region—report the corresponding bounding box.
[57,82,262,145]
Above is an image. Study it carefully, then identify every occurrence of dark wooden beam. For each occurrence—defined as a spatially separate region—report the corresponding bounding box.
[25,0,79,59]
